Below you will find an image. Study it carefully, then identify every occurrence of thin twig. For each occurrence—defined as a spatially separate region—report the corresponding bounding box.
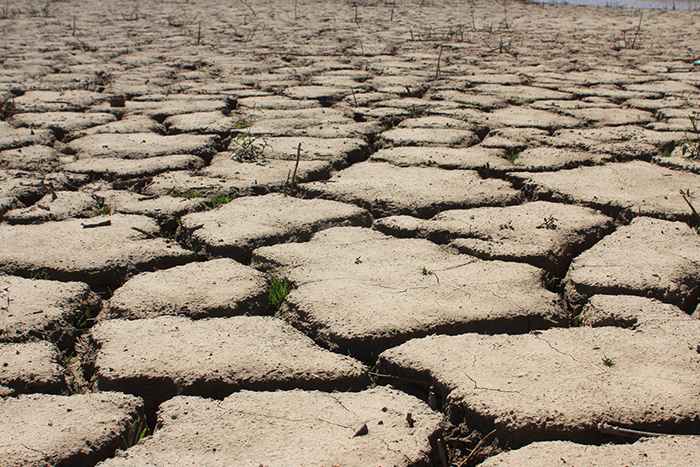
[680,189,700,226]
[435,45,443,80]
[350,86,357,106]
[82,220,111,229]
[631,11,643,49]
[368,372,432,388]
[240,0,256,17]
[597,422,697,438]
[289,142,302,196]
[457,428,497,467]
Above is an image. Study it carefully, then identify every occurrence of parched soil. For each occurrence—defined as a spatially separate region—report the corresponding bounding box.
[2,0,700,465]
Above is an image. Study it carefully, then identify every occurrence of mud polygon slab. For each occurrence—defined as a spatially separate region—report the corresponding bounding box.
[8,112,117,136]
[0,214,196,287]
[11,90,109,113]
[626,97,689,111]
[4,191,101,224]
[0,145,61,171]
[507,147,611,172]
[480,437,700,467]
[69,115,166,140]
[370,146,512,171]
[530,99,619,111]
[65,133,220,161]
[0,275,101,349]
[283,85,349,105]
[203,154,331,184]
[550,126,681,159]
[0,341,67,395]
[251,227,566,360]
[180,193,372,263]
[460,74,522,86]
[481,127,550,152]
[377,326,700,445]
[508,161,700,221]
[97,387,440,467]
[0,123,54,151]
[90,316,368,409]
[376,128,479,148]
[287,121,384,139]
[564,217,700,311]
[162,111,236,134]
[562,107,654,126]
[428,90,508,111]
[472,84,573,103]
[648,118,698,132]
[396,116,480,131]
[96,97,232,121]
[63,154,206,180]
[250,108,350,134]
[342,91,401,106]
[144,158,332,198]
[301,162,521,218]
[625,80,700,95]
[653,152,700,174]
[107,258,267,320]
[580,295,700,344]
[261,136,369,169]
[0,392,143,467]
[561,85,660,101]
[488,107,580,130]
[237,95,320,110]
[374,201,613,276]
[96,190,209,228]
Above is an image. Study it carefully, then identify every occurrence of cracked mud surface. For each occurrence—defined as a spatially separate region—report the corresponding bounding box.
[1,0,700,465]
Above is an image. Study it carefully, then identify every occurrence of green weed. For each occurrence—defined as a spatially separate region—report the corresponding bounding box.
[30,272,50,280]
[74,308,94,329]
[421,267,433,276]
[661,147,673,158]
[161,230,176,240]
[571,306,583,327]
[602,356,615,367]
[212,193,235,206]
[680,115,700,160]
[119,420,148,450]
[93,203,110,215]
[544,272,560,290]
[230,109,269,162]
[60,351,75,367]
[268,277,292,312]
[505,151,519,162]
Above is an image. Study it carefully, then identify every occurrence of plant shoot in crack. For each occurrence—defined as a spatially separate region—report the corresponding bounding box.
[119,419,148,450]
[230,108,268,162]
[268,277,292,313]
[680,114,700,160]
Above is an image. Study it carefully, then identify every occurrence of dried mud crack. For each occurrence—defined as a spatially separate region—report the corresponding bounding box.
[2,0,700,466]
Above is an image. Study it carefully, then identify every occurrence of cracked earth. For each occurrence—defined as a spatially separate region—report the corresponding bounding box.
[1,0,700,465]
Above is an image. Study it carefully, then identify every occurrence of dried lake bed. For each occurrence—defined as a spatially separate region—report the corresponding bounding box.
[1,0,700,465]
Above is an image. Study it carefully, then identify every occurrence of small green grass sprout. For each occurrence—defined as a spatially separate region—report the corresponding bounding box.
[268,277,292,313]
[74,307,95,329]
[505,151,519,162]
[120,420,148,450]
[212,193,235,206]
[602,356,615,367]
